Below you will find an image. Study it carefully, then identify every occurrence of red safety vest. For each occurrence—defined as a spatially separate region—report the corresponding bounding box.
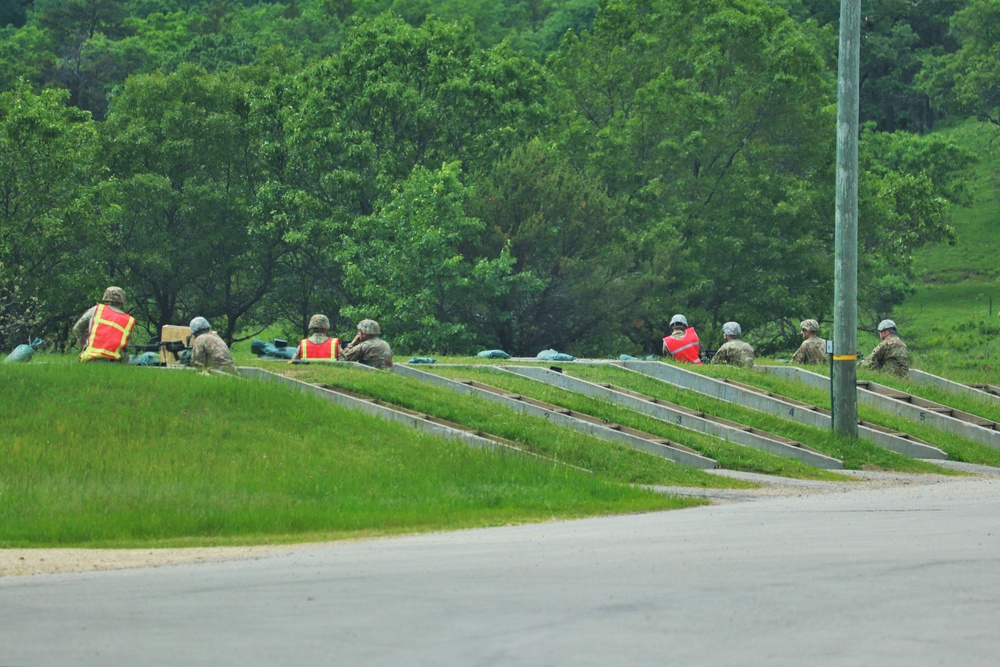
[663,327,702,364]
[80,304,136,362]
[299,337,340,360]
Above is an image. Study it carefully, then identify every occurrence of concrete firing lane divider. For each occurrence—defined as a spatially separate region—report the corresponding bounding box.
[760,365,1000,450]
[394,364,719,469]
[907,369,1000,406]
[240,366,531,456]
[497,365,843,469]
[617,361,947,460]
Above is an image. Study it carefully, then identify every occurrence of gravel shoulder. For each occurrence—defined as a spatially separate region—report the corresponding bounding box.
[4,461,997,578]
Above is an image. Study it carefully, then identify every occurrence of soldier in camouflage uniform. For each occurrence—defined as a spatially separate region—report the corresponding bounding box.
[791,319,829,365]
[73,286,131,362]
[291,313,339,361]
[342,319,393,369]
[188,317,240,376]
[711,321,755,367]
[861,319,909,378]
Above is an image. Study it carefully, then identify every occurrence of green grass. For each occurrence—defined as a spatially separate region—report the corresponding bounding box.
[258,361,749,489]
[0,363,706,547]
[893,119,1000,379]
[415,364,858,479]
[561,364,952,474]
[691,362,1000,467]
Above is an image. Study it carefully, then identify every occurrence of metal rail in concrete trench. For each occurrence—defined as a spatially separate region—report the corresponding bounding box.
[497,365,843,469]
[394,364,718,469]
[760,365,1000,450]
[616,361,946,460]
[908,369,1000,405]
[240,366,528,455]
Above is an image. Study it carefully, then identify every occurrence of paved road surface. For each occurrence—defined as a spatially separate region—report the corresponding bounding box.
[2,473,999,666]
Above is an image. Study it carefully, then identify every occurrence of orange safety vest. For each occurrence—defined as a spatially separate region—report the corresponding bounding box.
[664,327,702,364]
[299,337,340,360]
[80,304,136,362]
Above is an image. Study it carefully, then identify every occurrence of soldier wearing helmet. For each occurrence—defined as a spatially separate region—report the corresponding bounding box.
[291,314,341,361]
[188,316,239,375]
[791,319,829,365]
[662,314,703,364]
[861,319,908,378]
[711,321,755,367]
[342,319,393,369]
[73,286,136,362]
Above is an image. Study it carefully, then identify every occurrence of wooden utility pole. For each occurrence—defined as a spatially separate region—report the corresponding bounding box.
[833,0,860,438]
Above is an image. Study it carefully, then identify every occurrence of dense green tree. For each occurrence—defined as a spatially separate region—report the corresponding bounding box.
[0,84,105,349]
[856,127,976,326]
[287,13,548,219]
[100,65,289,342]
[468,140,653,355]
[338,162,526,353]
[0,0,32,29]
[919,0,1000,131]
[549,0,834,346]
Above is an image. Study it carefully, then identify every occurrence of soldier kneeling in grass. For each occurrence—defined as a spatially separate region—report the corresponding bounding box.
[188,317,239,376]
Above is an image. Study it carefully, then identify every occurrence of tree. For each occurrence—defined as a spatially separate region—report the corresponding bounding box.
[548,0,835,345]
[100,65,289,342]
[467,140,651,355]
[919,0,1000,131]
[856,127,976,326]
[0,83,104,349]
[338,162,525,354]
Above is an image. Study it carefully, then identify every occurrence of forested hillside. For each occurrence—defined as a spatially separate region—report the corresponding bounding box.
[1,0,996,356]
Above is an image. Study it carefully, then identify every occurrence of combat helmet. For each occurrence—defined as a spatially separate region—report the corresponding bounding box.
[357,319,380,336]
[877,319,897,332]
[102,286,126,306]
[722,321,742,337]
[308,314,330,332]
[800,319,820,333]
[669,314,688,328]
[189,317,211,336]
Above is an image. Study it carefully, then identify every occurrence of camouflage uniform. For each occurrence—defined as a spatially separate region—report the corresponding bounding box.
[72,305,100,350]
[73,304,131,363]
[861,334,909,378]
[342,336,393,369]
[792,336,829,365]
[190,331,240,376]
[711,340,755,367]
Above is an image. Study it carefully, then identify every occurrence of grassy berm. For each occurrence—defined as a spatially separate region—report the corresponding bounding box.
[1,362,722,548]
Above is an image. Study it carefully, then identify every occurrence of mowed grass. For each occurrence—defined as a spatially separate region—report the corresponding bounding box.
[258,361,749,489]
[692,363,1000,467]
[895,119,1000,379]
[558,364,950,474]
[0,363,705,548]
[414,364,852,479]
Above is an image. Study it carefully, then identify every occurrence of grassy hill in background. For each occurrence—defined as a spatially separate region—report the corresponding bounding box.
[889,120,999,382]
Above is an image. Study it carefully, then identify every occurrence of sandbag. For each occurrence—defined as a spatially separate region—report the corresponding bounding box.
[477,349,511,359]
[251,338,296,360]
[3,337,45,363]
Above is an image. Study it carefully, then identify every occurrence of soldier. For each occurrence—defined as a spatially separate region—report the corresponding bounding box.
[861,319,909,378]
[188,317,239,376]
[291,314,340,361]
[791,319,829,365]
[342,319,393,369]
[73,286,136,363]
[662,314,702,364]
[711,321,755,367]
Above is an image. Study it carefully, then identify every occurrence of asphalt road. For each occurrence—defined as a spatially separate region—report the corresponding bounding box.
[3,473,1000,666]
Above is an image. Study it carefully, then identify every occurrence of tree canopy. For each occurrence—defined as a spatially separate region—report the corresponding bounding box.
[0,0,986,355]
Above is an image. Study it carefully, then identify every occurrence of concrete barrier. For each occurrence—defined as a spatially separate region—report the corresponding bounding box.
[394,364,718,469]
[499,365,843,469]
[620,361,946,459]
